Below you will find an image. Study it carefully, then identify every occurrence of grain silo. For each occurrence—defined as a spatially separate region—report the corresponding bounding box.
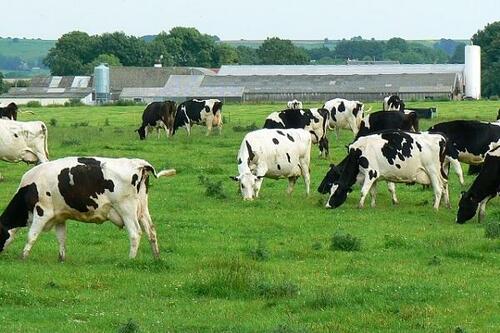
[94,63,110,103]
[464,45,481,100]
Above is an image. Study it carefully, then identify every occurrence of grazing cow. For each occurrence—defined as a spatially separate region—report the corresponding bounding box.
[0,102,19,120]
[231,129,312,200]
[428,120,500,166]
[383,95,405,111]
[137,101,177,140]
[322,98,366,136]
[0,120,49,178]
[324,130,450,210]
[0,157,176,260]
[356,110,419,139]
[287,99,303,110]
[263,108,330,157]
[173,99,223,136]
[457,145,500,224]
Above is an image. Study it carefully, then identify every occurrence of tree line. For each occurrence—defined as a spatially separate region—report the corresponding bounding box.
[43,22,499,97]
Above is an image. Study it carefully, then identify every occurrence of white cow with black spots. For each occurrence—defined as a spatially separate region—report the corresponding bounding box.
[231,129,312,200]
[0,157,175,260]
[287,99,303,110]
[323,98,366,136]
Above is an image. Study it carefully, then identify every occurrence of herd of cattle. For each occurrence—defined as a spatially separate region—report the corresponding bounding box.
[0,97,498,260]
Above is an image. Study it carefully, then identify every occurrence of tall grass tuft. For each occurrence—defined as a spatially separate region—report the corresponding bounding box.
[198,175,227,199]
[330,231,361,252]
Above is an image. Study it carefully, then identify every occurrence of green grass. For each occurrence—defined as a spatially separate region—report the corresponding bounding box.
[0,100,499,332]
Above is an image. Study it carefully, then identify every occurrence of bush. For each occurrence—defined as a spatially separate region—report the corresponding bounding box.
[117,319,140,333]
[26,101,41,108]
[114,99,142,106]
[489,95,499,101]
[256,280,299,299]
[64,98,84,107]
[49,118,57,127]
[70,121,89,128]
[198,175,227,199]
[484,220,500,239]
[330,231,361,252]
[248,240,270,261]
[307,289,336,309]
[232,122,259,132]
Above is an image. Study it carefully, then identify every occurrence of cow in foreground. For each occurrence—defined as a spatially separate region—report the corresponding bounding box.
[0,157,176,260]
[457,145,500,224]
[322,98,366,136]
[0,119,49,179]
[383,95,405,111]
[324,131,450,210]
[173,99,223,136]
[263,108,330,157]
[287,99,303,110]
[231,129,312,200]
[137,101,177,140]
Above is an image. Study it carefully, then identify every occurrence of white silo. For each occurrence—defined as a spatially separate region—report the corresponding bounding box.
[94,63,110,103]
[464,45,481,99]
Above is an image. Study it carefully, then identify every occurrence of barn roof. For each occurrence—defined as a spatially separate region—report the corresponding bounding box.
[217,64,465,76]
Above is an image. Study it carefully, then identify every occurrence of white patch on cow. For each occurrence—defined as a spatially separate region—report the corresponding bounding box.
[266,112,285,126]
[323,98,364,135]
[0,120,49,167]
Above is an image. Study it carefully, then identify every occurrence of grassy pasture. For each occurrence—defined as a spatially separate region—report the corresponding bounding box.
[0,101,499,332]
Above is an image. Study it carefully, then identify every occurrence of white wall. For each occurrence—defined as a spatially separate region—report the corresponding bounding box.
[0,94,93,106]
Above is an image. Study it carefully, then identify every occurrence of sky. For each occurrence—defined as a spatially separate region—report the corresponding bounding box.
[2,0,499,41]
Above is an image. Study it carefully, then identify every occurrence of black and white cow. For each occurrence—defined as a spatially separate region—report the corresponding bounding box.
[383,95,405,111]
[0,102,19,120]
[263,108,330,157]
[322,98,366,136]
[173,99,223,136]
[231,129,312,200]
[324,130,450,210]
[137,101,177,140]
[356,110,419,139]
[287,99,303,110]
[456,145,499,224]
[428,120,500,166]
[0,119,49,179]
[0,157,176,260]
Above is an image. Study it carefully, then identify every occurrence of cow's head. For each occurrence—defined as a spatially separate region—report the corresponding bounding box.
[456,191,478,224]
[325,149,362,208]
[318,137,329,158]
[230,173,263,200]
[317,163,341,194]
[405,111,419,131]
[137,126,146,140]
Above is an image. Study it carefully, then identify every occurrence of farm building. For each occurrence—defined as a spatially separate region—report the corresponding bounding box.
[0,76,93,106]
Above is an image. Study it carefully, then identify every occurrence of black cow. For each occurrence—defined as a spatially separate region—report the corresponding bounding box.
[457,145,500,224]
[0,102,19,120]
[137,101,177,140]
[428,120,500,166]
[355,110,419,140]
[383,95,405,111]
[263,108,330,157]
[173,99,223,136]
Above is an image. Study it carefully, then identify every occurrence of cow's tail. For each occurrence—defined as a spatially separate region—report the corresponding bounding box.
[42,123,49,160]
[156,169,176,178]
[18,110,35,115]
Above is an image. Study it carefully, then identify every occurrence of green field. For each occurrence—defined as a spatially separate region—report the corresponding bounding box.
[0,101,499,332]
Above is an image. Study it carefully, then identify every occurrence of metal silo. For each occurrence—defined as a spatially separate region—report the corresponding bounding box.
[464,45,481,100]
[94,63,110,103]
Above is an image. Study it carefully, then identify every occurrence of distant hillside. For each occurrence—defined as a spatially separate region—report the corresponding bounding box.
[0,37,55,63]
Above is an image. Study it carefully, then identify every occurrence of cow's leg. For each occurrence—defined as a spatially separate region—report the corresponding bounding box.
[348,118,359,136]
[477,198,489,223]
[442,182,451,209]
[55,222,67,262]
[299,160,311,196]
[156,127,161,140]
[359,176,376,209]
[387,182,399,205]
[429,172,443,210]
[22,215,50,259]
[206,119,213,136]
[185,123,191,136]
[369,181,378,208]
[287,176,298,195]
[120,207,142,259]
[450,159,464,185]
[162,123,168,139]
[138,206,160,258]
[3,228,19,250]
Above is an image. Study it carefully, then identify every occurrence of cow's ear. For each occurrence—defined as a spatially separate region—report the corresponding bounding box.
[347,187,353,193]
[229,176,239,181]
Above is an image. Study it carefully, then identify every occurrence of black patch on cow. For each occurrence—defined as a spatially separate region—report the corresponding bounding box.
[368,170,378,180]
[287,134,295,142]
[438,139,448,179]
[0,183,39,251]
[358,156,369,169]
[277,130,285,136]
[396,164,401,169]
[277,164,281,170]
[58,158,115,212]
[246,140,255,164]
[36,205,44,217]
[338,102,346,112]
[13,133,18,138]
[356,111,419,139]
[0,102,18,121]
[286,153,291,163]
[272,138,279,145]
[46,192,51,196]
[380,131,414,166]
[416,142,422,152]
[309,130,319,142]
[238,158,243,164]
[131,174,139,186]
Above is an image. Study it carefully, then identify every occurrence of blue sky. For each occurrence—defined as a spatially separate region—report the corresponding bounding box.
[2,0,499,40]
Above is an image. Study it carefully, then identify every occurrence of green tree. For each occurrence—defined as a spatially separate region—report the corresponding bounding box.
[44,31,98,75]
[165,27,219,67]
[85,54,122,74]
[386,37,408,52]
[214,43,239,66]
[472,21,500,97]
[449,42,466,63]
[236,46,260,64]
[257,37,309,65]
[97,32,151,66]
